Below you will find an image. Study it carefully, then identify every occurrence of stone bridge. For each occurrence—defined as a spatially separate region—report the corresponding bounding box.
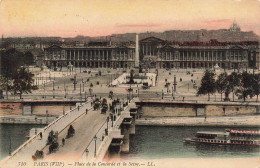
[1,97,140,167]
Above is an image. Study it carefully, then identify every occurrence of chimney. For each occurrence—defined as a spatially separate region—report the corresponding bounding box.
[135,33,139,68]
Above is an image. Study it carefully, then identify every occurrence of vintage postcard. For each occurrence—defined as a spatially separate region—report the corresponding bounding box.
[0,0,260,168]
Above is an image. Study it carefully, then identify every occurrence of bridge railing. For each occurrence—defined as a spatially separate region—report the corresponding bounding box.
[2,99,93,164]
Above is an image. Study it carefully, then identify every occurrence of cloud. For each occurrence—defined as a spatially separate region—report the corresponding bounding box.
[115,24,160,28]
[204,19,232,24]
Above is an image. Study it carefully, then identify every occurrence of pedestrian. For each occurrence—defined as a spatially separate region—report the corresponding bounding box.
[86,109,88,114]
[78,106,80,111]
[40,132,42,140]
[204,116,207,122]
[62,138,65,146]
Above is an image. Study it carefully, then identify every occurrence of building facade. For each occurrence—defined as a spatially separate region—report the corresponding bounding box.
[139,37,259,69]
[44,44,135,69]
[44,36,259,70]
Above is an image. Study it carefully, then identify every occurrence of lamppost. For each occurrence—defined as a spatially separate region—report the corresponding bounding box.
[80,93,82,105]
[172,86,174,98]
[111,114,114,127]
[53,81,55,98]
[73,75,77,90]
[85,149,89,159]
[106,117,109,135]
[46,110,48,124]
[9,135,11,156]
[80,83,82,96]
[45,71,47,83]
[162,89,164,99]
[44,82,46,99]
[173,75,177,92]
[94,135,97,158]
[128,85,133,101]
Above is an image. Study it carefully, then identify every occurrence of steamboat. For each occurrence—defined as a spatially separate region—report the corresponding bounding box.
[185,129,260,146]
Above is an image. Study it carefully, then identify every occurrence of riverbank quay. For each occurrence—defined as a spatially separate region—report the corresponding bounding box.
[136,99,260,117]
[0,115,57,124]
[136,115,260,127]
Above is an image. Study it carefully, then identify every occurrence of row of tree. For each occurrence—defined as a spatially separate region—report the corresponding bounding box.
[197,70,260,102]
[0,67,37,99]
[1,48,34,76]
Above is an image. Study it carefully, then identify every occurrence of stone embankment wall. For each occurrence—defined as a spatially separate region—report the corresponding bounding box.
[141,105,196,117]
[205,105,257,116]
[0,103,23,115]
[0,102,75,116]
[32,105,72,116]
[140,103,260,117]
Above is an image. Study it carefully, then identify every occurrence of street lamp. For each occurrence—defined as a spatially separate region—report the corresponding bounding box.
[53,81,55,98]
[162,89,164,99]
[85,149,89,159]
[111,114,114,127]
[80,83,82,96]
[106,116,109,135]
[172,86,174,98]
[94,135,97,158]
[46,110,48,124]
[80,94,82,105]
[9,135,11,156]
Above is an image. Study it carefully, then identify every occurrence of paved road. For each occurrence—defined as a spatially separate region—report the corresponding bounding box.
[43,101,110,161]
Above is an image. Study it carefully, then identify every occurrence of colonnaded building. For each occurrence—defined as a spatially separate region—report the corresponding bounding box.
[44,35,260,70]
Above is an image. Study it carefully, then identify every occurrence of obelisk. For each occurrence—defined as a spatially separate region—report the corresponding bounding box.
[135,33,139,68]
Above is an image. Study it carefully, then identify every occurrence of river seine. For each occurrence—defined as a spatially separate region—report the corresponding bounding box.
[0,124,45,159]
[126,126,260,159]
[1,124,259,160]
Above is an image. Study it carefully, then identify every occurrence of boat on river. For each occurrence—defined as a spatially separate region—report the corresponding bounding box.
[184,129,260,146]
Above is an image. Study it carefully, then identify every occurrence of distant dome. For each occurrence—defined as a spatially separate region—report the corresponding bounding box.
[229,20,241,32]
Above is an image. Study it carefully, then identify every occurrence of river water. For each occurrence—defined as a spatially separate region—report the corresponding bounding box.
[126,126,260,159]
[1,124,260,160]
[0,124,46,159]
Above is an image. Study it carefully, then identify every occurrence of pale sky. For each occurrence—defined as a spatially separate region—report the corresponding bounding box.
[0,0,259,37]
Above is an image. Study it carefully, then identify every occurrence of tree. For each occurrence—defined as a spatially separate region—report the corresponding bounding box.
[225,72,240,101]
[252,74,260,102]
[11,67,37,99]
[235,71,254,102]
[216,72,228,101]
[197,70,216,101]
[0,76,12,99]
